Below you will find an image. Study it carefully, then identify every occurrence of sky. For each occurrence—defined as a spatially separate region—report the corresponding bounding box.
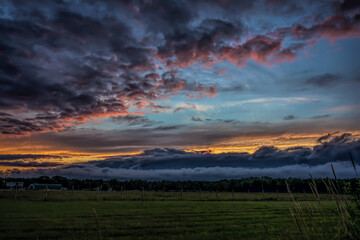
[0,0,360,179]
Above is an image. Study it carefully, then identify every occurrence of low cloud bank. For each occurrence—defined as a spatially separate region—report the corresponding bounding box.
[2,133,359,180]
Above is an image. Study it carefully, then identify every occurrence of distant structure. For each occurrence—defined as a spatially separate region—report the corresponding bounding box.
[28,183,62,190]
[5,182,24,189]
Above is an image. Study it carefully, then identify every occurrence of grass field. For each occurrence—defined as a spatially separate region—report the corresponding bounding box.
[0,199,340,240]
[0,190,348,240]
[0,189,341,202]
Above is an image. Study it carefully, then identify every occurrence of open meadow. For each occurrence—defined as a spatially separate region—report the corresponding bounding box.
[0,189,341,202]
[0,190,355,240]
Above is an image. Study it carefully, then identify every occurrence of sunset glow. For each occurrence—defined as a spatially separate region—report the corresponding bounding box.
[0,0,359,179]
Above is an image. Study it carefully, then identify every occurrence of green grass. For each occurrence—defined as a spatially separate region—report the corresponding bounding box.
[0,190,342,202]
[0,192,343,240]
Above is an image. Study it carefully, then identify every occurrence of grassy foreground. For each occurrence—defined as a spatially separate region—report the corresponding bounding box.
[0,190,341,201]
[0,199,341,240]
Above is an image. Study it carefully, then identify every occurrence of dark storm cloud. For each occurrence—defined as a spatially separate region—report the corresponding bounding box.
[283,115,296,120]
[0,161,62,168]
[329,133,354,144]
[0,154,62,161]
[153,0,360,68]
[0,112,12,117]
[3,133,359,179]
[155,17,244,68]
[0,0,216,135]
[191,116,203,122]
[112,115,159,127]
[0,153,63,168]
[139,0,359,68]
[218,119,242,124]
[1,0,359,135]
[311,114,332,119]
[0,114,66,134]
[218,83,247,92]
[207,119,244,124]
[335,0,360,12]
[153,126,181,131]
[305,73,342,87]
[317,133,334,143]
[316,131,340,143]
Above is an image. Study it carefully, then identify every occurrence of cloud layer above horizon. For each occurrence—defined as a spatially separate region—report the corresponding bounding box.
[2,133,360,179]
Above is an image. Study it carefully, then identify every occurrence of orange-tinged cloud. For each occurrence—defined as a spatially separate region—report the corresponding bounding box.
[217,68,227,75]
[1,131,359,172]
[187,131,360,154]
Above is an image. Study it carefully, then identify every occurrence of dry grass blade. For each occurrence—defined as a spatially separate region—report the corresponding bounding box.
[289,208,304,240]
[331,163,337,181]
[93,208,103,240]
[260,217,270,237]
[285,181,295,202]
[309,183,318,203]
[349,152,358,177]
[286,181,312,239]
[309,174,321,203]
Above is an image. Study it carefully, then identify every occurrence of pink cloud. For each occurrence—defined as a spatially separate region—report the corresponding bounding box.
[325,105,359,112]
[217,68,227,75]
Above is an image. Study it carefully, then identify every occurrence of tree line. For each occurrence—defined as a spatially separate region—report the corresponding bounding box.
[1,176,359,193]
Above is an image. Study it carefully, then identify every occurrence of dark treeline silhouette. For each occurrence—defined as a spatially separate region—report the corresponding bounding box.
[1,176,359,193]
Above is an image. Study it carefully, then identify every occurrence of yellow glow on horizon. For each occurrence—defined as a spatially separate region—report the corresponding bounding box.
[1,131,359,172]
[185,131,360,154]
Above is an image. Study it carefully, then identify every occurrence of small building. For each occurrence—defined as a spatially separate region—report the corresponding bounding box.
[5,182,24,189]
[28,183,62,190]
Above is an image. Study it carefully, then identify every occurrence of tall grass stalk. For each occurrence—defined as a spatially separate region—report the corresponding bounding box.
[262,156,360,239]
[93,208,103,240]
[297,170,357,238]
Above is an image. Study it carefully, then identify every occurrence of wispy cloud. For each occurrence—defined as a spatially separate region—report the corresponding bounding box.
[174,103,214,112]
[221,97,319,107]
[324,105,359,112]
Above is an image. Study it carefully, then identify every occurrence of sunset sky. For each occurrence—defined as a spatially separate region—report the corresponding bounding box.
[0,0,359,179]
